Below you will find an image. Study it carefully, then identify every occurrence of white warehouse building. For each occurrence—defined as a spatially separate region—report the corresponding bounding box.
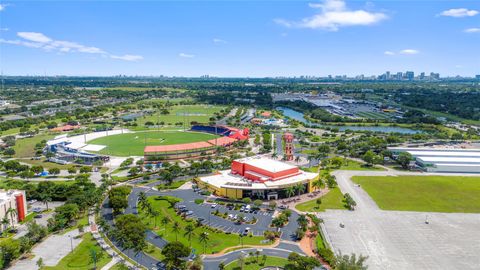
[388,147,480,173]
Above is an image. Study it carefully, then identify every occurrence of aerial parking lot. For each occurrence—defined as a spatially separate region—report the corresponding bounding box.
[321,170,480,270]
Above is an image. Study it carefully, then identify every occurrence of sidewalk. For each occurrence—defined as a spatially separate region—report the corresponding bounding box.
[89,210,135,270]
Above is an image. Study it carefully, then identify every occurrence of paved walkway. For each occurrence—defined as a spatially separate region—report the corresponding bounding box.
[10,229,84,270]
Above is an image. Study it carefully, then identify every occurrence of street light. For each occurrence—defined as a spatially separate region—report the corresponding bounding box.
[68,235,73,252]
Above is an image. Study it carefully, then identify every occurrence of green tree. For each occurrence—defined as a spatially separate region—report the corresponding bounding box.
[284,252,321,270]
[6,207,17,229]
[48,167,60,176]
[172,221,181,241]
[335,252,369,270]
[184,224,195,247]
[199,231,210,253]
[286,186,296,198]
[397,152,413,170]
[161,241,190,270]
[113,214,147,254]
[0,238,21,267]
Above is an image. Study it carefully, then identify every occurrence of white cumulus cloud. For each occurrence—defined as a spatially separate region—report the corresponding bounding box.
[384,49,420,55]
[439,8,478,18]
[179,53,195,58]
[213,38,227,44]
[274,0,388,31]
[110,54,143,61]
[464,27,480,33]
[0,31,142,61]
[399,49,419,55]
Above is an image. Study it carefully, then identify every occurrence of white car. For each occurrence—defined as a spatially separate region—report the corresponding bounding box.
[243,227,251,236]
[211,203,217,208]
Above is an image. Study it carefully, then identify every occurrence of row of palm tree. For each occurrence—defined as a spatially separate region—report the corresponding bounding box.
[285,183,307,198]
[138,192,211,253]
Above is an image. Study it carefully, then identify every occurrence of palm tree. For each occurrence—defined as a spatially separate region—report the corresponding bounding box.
[272,152,278,159]
[294,155,301,163]
[199,232,209,254]
[1,217,9,234]
[285,186,295,198]
[184,224,195,247]
[39,193,52,211]
[312,178,324,190]
[295,183,306,196]
[6,207,17,229]
[161,216,169,232]
[147,205,159,228]
[172,221,181,241]
[138,192,148,210]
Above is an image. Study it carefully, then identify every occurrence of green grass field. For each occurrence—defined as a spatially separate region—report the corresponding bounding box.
[133,105,225,130]
[225,256,288,270]
[43,233,111,270]
[140,196,270,254]
[13,134,55,158]
[352,175,480,213]
[356,111,391,120]
[295,188,348,212]
[88,131,218,156]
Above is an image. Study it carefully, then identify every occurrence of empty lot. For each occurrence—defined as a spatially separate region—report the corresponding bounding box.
[320,170,480,270]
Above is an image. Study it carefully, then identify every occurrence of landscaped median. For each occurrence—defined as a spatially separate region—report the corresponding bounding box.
[352,175,480,213]
[138,196,273,254]
[224,255,288,270]
[295,187,348,212]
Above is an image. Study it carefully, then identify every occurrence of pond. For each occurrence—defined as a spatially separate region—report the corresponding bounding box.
[277,107,422,134]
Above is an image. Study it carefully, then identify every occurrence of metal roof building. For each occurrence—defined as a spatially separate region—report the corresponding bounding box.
[388,147,480,173]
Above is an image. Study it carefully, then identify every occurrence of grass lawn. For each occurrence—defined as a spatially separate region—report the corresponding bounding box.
[340,159,385,171]
[43,233,111,270]
[156,180,188,190]
[13,134,55,158]
[140,196,271,254]
[295,188,347,212]
[225,256,288,270]
[352,175,480,213]
[19,158,75,170]
[110,263,129,270]
[88,131,218,156]
[134,105,225,130]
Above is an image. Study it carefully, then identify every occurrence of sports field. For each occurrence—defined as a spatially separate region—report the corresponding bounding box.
[88,131,218,156]
[134,105,226,130]
[352,175,480,213]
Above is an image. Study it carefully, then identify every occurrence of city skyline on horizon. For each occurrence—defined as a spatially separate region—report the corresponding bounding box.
[0,0,479,77]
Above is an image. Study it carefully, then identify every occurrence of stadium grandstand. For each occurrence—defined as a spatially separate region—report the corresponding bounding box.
[144,125,248,162]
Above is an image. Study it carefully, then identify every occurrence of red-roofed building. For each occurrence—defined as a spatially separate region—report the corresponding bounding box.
[50,125,81,132]
[260,111,272,118]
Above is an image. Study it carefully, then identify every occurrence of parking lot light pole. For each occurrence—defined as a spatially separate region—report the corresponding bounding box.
[68,235,73,252]
[209,211,211,224]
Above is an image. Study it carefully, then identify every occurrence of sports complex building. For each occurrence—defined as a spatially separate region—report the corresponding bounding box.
[197,156,318,200]
[144,125,249,161]
[389,147,480,173]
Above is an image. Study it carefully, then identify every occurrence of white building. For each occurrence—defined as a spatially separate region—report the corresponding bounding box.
[0,190,28,231]
[389,147,480,173]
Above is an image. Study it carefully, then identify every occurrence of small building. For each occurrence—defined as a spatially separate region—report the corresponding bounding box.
[50,124,81,132]
[198,156,318,200]
[0,190,27,231]
[260,111,272,118]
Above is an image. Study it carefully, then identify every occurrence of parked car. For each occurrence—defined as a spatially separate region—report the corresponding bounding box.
[34,214,43,219]
[185,211,194,216]
[211,203,217,208]
[243,227,251,236]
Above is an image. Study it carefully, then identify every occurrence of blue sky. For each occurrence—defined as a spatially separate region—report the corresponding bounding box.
[0,0,479,77]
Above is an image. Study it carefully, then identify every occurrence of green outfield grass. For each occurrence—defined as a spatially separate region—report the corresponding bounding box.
[352,175,480,213]
[295,188,348,212]
[88,131,218,156]
[133,105,226,130]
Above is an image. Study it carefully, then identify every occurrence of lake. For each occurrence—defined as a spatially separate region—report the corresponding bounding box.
[277,107,422,134]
